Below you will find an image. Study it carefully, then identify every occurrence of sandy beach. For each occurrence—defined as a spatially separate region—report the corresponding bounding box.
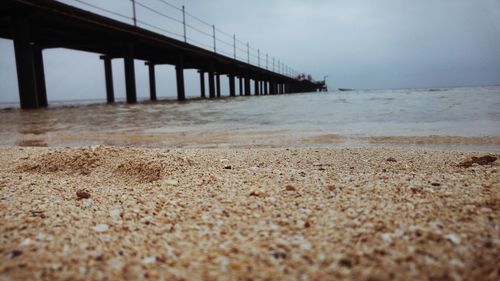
[0,146,498,280]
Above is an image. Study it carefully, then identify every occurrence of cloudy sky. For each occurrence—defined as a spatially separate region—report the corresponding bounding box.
[1,0,499,103]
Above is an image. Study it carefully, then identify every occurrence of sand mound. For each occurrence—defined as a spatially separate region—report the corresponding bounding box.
[113,157,169,183]
[16,147,103,175]
[16,146,195,184]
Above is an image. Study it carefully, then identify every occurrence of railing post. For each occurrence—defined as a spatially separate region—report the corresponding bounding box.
[233,34,236,59]
[273,57,275,72]
[131,0,137,26]
[212,25,216,53]
[246,42,250,64]
[182,6,186,42]
[266,54,268,70]
[258,49,260,67]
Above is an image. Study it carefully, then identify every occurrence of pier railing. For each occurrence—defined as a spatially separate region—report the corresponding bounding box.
[58,0,301,79]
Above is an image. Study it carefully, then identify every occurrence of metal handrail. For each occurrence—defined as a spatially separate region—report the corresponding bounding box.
[60,0,306,78]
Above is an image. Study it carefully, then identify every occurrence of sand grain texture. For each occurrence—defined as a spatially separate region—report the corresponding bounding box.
[0,147,499,280]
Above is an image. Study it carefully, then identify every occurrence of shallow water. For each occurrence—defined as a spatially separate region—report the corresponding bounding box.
[1,86,499,150]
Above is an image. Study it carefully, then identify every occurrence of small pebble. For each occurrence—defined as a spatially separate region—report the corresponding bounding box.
[224,165,232,169]
[161,179,178,186]
[445,233,461,244]
[285,185,296,191]
[11,250,22,258]
[94,224,109,233]
[110,209,121,219]
[249,191,261,197]
[76,189,91,199]
[386,157,397,162]
[143,256,156,265]
[431,182,441,187]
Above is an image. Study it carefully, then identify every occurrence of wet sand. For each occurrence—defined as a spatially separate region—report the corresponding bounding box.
[2,129,500,152]
[0,146,498,280]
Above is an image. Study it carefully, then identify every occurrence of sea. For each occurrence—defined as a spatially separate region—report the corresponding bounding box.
[1,86,499,151]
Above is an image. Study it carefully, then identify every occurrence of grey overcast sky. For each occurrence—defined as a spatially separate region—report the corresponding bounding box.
[1,0,500,103]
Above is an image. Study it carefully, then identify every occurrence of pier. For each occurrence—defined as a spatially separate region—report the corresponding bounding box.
[0,0,327,109]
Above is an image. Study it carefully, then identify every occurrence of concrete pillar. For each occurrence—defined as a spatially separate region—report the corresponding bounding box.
[198,70,205,98]
[175,57,185,101]
[147,62,157,101]
[229,74,235,97]
[238,76,243,96]
[124,43,137,104]
[264,80,268,95]
[254,79,259,95]
[208,67,215,98]
[33,47,47,107]
[13,17,38,109]
[101,56,115,103]
[244,76,250,96]
[216,73,221,97]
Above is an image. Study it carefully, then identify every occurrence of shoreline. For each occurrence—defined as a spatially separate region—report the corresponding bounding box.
[1,146,498,280]
[1,132,499,152]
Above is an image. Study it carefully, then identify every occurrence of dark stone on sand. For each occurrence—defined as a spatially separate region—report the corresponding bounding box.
[11,250,22,258]
[458,155,497,168]
[386,157,397,162]
[76,189,91,199]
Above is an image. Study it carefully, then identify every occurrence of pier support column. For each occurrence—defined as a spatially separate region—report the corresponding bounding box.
[228,74,235,97]
[208,66,215,98]
[238,77,243,96]
[198,70,205,98]
[124,43,137,104]
[13,17,38,109]
[244,76,250,96]
[264,80,268,95]
[33,47,47,107]
[175,57,186,101]
[216,73,221,97]
[254,79,259,96]
[101,56,115,103]
[146,62,157,101]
